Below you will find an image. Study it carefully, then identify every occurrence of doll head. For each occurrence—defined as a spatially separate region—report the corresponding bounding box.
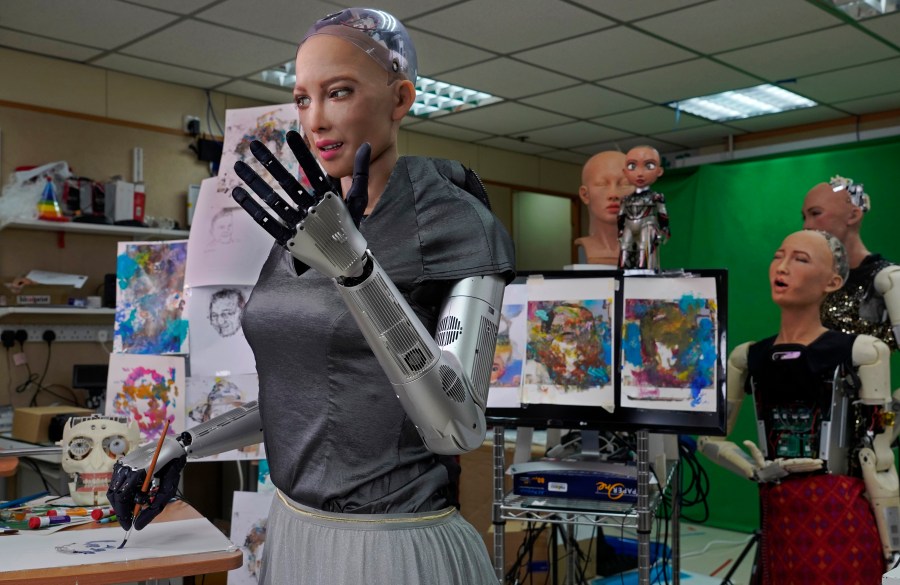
[623,146,664,190]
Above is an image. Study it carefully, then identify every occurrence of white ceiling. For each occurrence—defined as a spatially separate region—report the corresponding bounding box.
[2,0,899,164]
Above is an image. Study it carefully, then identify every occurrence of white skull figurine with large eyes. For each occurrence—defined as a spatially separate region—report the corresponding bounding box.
[57,415,140,506]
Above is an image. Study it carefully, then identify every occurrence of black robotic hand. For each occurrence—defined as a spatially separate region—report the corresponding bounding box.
[107,447,187,531]
[231,132,371,280]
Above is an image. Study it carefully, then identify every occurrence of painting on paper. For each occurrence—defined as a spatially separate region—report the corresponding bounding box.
[186,374,263,460]
[620,277,718,412]
[522,278,616,410]
[186,285,256,376]
[115,240,189,354]
[105,353,185,443]
[229,491,275,585]
[487,283,526,409]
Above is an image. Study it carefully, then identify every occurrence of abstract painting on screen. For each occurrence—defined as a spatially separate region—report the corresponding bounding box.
[620,277,718,412]
[105,353,185,443]
[522,278,615,410]
[114,240,189,354]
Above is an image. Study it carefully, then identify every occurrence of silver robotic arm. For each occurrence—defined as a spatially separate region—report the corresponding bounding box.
[852,335,900,561]
[231,135,506,454]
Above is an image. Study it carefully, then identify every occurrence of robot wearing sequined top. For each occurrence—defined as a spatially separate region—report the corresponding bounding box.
[802,176,900,352]
[618,146,670,270]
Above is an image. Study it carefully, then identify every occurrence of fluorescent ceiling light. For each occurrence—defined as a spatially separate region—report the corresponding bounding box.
[252,62,502,119]
[667,84,817,122]
[826,0,899,19]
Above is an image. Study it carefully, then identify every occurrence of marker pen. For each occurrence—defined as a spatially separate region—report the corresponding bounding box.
[91,507,115,521]
[97,515,118,525]
[28,515,72,529]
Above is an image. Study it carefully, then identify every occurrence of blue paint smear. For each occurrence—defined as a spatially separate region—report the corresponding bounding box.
[623,322,643,366]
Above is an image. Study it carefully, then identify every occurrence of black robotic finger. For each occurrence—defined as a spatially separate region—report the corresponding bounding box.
[107,463,146,531]
[248,140,317,212]
[234,161,303,226]
[232,186,295,246]
[132,455,186,531]
[345,143,371,228]
[286,131,332,198]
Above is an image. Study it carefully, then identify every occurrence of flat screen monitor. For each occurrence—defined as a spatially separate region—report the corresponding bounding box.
[485,269,728,436]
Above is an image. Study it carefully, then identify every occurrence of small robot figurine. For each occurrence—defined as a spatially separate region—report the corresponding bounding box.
[617,146,670,270]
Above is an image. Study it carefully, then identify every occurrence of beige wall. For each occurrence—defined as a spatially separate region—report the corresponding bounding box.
[0,47,584,408]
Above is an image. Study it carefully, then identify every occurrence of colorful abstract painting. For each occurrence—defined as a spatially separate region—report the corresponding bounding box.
[115,240,189,354]
[620,277,718,412]
[186,374,263,460]
[229,491,275,585]
[488,284,527,409]
[522,278,616,409]
[105,353,185,443]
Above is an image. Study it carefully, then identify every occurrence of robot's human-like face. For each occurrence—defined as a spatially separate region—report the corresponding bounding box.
[294,34,405,181]
[579,151,633,225]
[801,182,856,241]
[209,294,243,337]
[769,231,843,308]
[623,147,664,189]
[58,415,140,506]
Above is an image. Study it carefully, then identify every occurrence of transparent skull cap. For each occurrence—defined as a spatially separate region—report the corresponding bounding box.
[301,7,418,83]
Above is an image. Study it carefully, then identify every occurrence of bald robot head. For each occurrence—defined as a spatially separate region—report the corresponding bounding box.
[579,151,633,225]
[802,181,865,242]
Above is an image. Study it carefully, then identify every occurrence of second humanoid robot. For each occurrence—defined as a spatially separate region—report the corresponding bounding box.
[618,146,670,270]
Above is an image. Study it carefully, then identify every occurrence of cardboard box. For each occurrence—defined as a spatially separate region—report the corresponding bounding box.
[0,279,76,306]
[105,180,145,223]
[12,406,94,444]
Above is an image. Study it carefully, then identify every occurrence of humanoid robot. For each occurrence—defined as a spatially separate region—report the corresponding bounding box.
[108,111,507,532]
[618,146,669,270]
[699,230,900,580]
[574,150,633,266]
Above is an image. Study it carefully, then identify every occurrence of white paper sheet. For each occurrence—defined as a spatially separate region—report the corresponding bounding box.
[25,270,88,288]
[487,283,527,409]
[2,517,236,572]
[186,374,263,461]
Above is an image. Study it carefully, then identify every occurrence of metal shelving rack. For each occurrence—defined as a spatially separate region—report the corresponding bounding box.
[491,426,680,585]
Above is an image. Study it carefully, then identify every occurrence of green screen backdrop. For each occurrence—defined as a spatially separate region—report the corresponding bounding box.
[654,135,900,533]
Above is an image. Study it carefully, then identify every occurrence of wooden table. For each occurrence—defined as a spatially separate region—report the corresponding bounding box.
[0,501,242,585]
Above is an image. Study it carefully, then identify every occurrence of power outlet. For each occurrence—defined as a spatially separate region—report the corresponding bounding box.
[184,115,201,136]
[18,325,113,343]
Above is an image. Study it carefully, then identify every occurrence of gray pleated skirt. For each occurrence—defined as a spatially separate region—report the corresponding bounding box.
[259,490,498,585]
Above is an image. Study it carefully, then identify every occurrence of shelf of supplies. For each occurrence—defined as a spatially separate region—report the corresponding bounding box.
[0,307,114,319]
[1,218,189,238]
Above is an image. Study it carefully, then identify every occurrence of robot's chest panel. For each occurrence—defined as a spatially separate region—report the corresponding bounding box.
[622,194,655,218]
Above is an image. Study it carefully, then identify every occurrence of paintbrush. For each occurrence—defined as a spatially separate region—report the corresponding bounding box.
[119,420,170,549]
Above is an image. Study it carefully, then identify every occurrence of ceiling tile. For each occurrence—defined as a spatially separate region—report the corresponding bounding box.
[93,53,230,88]
[600,59,757,104]
[520,121,633,149]
[574,137,681,155]
[725,105,847,132]
[438,58,574,99]
[0,29,102,61]
[216,80,294,104]
[196,0,338,43]
[404,121,492,142]
[635,0,842,53]
[861,11,900,46]
[0,0,178,49]
[127,0,219,14]
[570,0,709,22]
[477,136,554,155]
[537,150,591,165]
[833,91,900,115]
[717,25,896,81]
[121,20,298,76]
[593,105,708,134]
[792,58,900,104]
[653,124,745,148]
[407,0,612,54]
[517,26,694,81]
[438,102,572,135]
[521,84,649,119]
[409,30,494,78]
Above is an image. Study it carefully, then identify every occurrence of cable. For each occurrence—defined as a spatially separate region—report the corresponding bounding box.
[206,90,224,136]
[236,460,244,492]
[21,458,56,495]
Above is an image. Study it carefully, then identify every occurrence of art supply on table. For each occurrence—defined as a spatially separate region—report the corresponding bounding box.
[91,507,115,521]
[29,515,73,529]
[97,515,118,525]
[120,419,170,549]
[1,528,18,535]
[0,490,50,510]
[48,507,90,517]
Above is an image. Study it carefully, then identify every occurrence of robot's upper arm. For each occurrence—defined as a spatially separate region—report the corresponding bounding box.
[874,265,900,341]
[724,342,752,436]
[852,335,892,405]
